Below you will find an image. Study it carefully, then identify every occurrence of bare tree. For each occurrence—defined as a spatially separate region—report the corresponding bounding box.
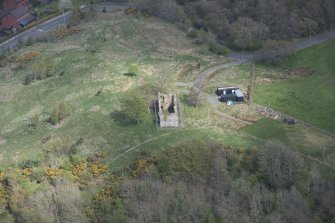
[188,86,204,108]
[274,187,312,223]
[258,39,297,64]
[260,141,303,188]
[229,17,269,50]
[53,178,86,222]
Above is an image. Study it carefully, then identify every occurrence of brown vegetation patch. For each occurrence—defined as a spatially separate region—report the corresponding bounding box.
[89,105,101,112]
[0,84,22,102]
[55,27,82,39]
[282,67,313,77]
[255,77,281,84]
[218,104,261,122]
[175,63,199,80]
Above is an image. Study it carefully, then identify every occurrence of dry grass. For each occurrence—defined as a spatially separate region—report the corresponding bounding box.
[217,104,262,122]
[1,105,44,134]
[0,83,22,102]
[289,123,335,151]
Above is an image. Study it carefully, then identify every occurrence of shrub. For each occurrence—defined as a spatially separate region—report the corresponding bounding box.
[187,28,198,38]
[30,114,41,128]
[209,42,230,56]
[45,57,56,77]
[120,93,148,124]
[25,36,35,46]
[49,102,71,125]
[258,40,297,64]
[17,38,24,49]
[188,87,205,107]
[35,32,57,43]
[19,159,40,169]
[23,74,33,85]
[24,57,56,84]
[125,64,138,77]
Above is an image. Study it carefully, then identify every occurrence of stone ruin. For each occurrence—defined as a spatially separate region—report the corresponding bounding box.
[157,93,180,128]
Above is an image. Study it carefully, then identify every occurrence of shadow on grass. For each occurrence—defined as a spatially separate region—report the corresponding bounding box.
[123,72,136,77]
[110,110,136,127]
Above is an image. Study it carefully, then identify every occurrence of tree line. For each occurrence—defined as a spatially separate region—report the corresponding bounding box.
[117,140,335,223]
[138,0,335,51]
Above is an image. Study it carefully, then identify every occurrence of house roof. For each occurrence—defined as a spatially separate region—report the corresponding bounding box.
[10,6,27,19]
[18,14,35,26]
[217,87,239,90]
[235,89,243,97]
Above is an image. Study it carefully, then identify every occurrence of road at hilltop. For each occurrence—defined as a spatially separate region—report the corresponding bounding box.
[175,29,335,131]
[0,3,134,51]
[186,30,335,92]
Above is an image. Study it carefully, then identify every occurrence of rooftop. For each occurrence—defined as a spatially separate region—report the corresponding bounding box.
[10,6,27,19]
[157,93,181,128]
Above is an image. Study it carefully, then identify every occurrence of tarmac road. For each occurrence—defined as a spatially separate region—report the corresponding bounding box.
[191,29,335,92]
[229,30,335,62]
[0,3,133,51]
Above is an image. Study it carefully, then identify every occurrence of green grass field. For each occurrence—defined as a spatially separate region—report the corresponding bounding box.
[0,11,334,178]
[0,12,252,169]
[254,40,335,133]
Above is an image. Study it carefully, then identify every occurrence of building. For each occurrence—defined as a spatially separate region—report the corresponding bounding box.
[216,87,244,102]
[1,6,35,28]
[2,0,29,11]
[156,93,181,128]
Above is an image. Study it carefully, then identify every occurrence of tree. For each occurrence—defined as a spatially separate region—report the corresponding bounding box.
[273,187,311,223]
[58,0,71,27]
[126,64,139,77]
[301,18,318,38]
[31,114,41,128]
[86,0,97,20]
[31,60,45,82]
[25,36,35,46]
[138,0,181,23]
[260,141,303,188]
[229,17,268,50]
[17,38,24,48]
[24,178,86,222]
[50,102,71,125]
[258,40,297,64]
[45,57,56,77]
[188,87,204,108]
[70,7,81,26]
[120,93,148,124]
[29,57,56,83]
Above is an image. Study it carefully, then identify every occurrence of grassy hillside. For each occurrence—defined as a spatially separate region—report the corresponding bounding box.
[0,11,335,223]
[254,40,335,133]
[0,12,253,169]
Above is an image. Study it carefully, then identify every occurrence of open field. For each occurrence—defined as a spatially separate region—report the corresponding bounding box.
[0,7,333,178]
[242,118,335,180]
[0,12,251,169]
[201,41,335,179]
[204,41,335,134]
[254,40,335,133]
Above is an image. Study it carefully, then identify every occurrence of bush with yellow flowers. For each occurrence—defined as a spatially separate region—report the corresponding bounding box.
[17,51,40,63]
[93,186,113,203]
[55,27,82,39]
[236,147,245,155]
[89,163,108,176]
[44,167,64,179]
[0,172,5,181]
